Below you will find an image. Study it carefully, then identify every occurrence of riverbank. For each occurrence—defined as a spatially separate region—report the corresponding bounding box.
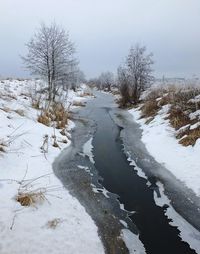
[0,79,104,254]
[128,85,200,197]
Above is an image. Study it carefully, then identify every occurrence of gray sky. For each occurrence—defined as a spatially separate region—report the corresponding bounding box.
[1,0,200,79]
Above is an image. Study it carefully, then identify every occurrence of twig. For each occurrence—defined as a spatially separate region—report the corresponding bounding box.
[22,173,52,188]
[10,208,24,230]
[8,122,25,137]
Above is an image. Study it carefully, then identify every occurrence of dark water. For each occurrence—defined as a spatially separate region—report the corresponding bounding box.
[92,106,197,254]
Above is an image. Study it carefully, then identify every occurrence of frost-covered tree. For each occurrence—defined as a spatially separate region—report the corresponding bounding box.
[98,71,114,91]
[118,44,154,105]
[117,66,131,107]
[126,45,154,102]
[22,22,77,101]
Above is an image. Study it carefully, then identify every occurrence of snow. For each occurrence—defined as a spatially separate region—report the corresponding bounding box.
[120,220,128,228]
[82,137,95,164]
[189,94,200,104]
[121,229,146,254]
[189,110,200,120]
[0,79,104,254]
[129,105,200,196]
[127,155,147,179]
[91,184,110,198]
[154,182,200,254]
[190,122,200,130]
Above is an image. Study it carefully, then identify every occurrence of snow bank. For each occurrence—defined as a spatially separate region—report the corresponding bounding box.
[129,106,200,196]
[0,79,104,254]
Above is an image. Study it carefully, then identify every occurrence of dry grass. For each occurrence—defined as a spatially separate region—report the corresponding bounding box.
[140,85,200,146]
[46,218,61,229]
[167,107,192,130]
[37,102,69,129]
[50,102,69,129]
[52,141,59,148]
[16,189,46,206]
[60,129,66,136]
[145,89,165,101]
[112,90,120,96]
[0,146,6,153]
[179,127,200,146]
[32,101,41,109]
[0,107,25,116]
[145,117,154,124]
[38,111,51,126]
[14,109,25,116]
[0,140,7,153]
[140,100,160,118]
[0,106,11,113]
[139,89,166,118]
[158,94,172,106]
[29,85,43,109]
[79,91,93,97]
[73,101,86,107]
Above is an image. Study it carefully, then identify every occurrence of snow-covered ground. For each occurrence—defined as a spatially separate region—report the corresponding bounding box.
[129,104,200,197]
[0,79,104,254]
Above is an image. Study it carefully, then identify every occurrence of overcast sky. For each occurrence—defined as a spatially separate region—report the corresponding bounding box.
[1,0,200,79]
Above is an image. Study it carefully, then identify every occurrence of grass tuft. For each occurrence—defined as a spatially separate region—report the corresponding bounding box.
[16,189,46,207]
[38,112,51,126]
[167,107,192,130]
[140,100,160,118]
[179,127,200,146]
[37,102,69,129]
[46,218,61,229]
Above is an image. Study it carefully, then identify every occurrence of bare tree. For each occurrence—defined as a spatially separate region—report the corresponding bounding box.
[87,78,100,89]
[22,22,76,101]
[117,66,131,107]
[118,44,154,105]
[98,71,114,91]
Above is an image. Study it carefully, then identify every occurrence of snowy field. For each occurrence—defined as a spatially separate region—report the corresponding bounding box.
[0,79,104,254]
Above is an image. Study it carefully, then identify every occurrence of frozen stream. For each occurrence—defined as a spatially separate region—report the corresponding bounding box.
[53,91,200,254]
